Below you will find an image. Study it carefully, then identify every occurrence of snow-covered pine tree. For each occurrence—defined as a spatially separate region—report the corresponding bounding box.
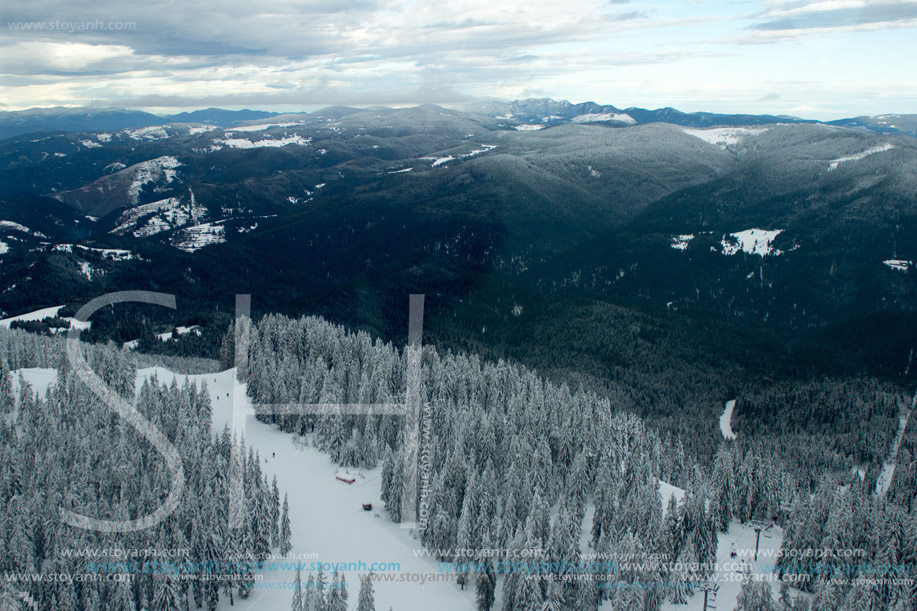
[357,573,375,611]
[281,493,292,555]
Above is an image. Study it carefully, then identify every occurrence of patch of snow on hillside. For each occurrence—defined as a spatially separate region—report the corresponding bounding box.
[172,222,226,252]
[104,161,125,172]
[671,234,694,251]
[827,143,894,171]
[388,167,412,174]
[720,399,737,440]
[228,122,305,133]
[214,134,311,149]
[188,125,217,135]
[0,306,91,333]
[78,261,94,280]
[79,139,101,148]
[0,241,8,255]
[681,127,768,149]
[0,221,45,238]
[0,306,64,327]
[96,133,111,142]
[62,244,136,261]
[722,229,783,256]
[571,112,636,125]
[113,197,205,237]
[431,156,454,167]
[123,126,170,140]
[514,124,545,131]
[460,144,498,159]
[126,156,182,204]
[884,259,911,272]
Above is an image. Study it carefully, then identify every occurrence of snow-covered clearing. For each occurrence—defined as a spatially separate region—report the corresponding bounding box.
[720,399,737,441]
[0,305,91,332]
[827,143,894,171]
[722,229,783,257]
[227,122,306,133]
[670,234,694,251]
[883,259,911,272]
[681,127,768,149]
[513,124,544,131]
[113,196,206,237]
[122,126,170,141]
[571,113,636,125]
[13,367,57,400]
[213,134,311,149]
[171,222,226,252]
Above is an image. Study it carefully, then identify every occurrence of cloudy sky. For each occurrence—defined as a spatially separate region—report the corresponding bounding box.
[1,0,915,118]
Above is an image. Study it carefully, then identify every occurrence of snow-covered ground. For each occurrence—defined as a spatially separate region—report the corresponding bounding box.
[681,127,768,149]
[213,134,311,149]
[883,259,911,272]
[720,400,737,441]
[827,143,894,171]
[659,520,785,611]
[0,305,91,332]
[113,196,206,238]
[875,390,916,497]
[722,229,783,257]
[227,122,306,133]
[670,234,694,251]
[131,367,479,611]
[571,113,636,125]
[13,367,57,399]
[171,222,226,252]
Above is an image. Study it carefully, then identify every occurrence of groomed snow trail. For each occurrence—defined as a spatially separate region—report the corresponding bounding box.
[875,389,916,497]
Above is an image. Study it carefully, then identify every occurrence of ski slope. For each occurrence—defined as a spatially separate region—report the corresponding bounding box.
[660,520,786,611]
[136,367,478,611]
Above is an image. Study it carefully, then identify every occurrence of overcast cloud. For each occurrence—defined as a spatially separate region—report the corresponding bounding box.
[1,0,914,117]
